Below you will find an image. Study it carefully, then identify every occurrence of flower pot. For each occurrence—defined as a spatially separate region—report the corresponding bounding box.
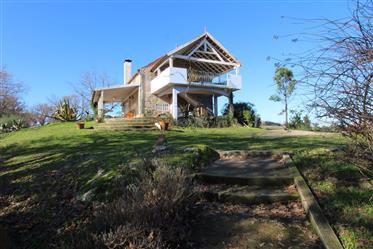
[164,122,169,131]
[76,122,85,129]
[159,121,169,131]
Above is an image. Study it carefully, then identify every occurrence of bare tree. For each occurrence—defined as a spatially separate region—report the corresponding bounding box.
[0,68,25,117]
[273,0,372,171]
[72,71,112,116]
[30,103,54,125]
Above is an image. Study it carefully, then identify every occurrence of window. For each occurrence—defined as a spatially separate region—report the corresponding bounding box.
[155,103,169,111]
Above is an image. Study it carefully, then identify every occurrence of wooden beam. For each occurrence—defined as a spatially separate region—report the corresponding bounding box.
[187,39,206,57]
[205,40,225,62]
[173,54,238,67]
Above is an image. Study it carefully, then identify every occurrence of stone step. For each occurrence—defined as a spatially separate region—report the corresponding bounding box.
[99,123,156,127]
[202,188,298,205]
[105,118,157,123]
[96,126,158,131]
[195,173,294,187]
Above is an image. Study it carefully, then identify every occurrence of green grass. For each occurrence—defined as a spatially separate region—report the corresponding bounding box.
[0,122,356,248]
[293,149,373,249]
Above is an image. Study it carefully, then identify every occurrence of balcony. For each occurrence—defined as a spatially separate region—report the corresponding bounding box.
[151,67,242,94]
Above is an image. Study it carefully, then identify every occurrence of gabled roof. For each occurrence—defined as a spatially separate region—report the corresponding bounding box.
[149,32,241,73]
[128,32,241,83]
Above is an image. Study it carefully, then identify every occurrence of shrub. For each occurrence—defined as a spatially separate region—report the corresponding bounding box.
[0,115,27,133]
[222,102,260,127]
[177,115,212,128]
[289,110,311,130]
[177,114,238,128]
[60,162,197,249]
[52,99,78,122]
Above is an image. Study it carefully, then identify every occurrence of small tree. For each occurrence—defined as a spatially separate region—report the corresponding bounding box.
[30,103,53,125]
[269,67,296,128]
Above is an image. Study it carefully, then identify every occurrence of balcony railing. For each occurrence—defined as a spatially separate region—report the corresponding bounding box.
[151,67,242,94]
[187,69,217,83]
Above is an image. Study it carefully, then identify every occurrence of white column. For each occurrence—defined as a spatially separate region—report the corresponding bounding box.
[235,66,240,75]
[171,88,179,119]
[97,91,104,119]
[137,71,145,117]
[213,95,218,116]
[169,57,173,68]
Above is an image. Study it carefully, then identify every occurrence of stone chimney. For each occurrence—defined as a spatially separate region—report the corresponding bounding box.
[124,59,132,84]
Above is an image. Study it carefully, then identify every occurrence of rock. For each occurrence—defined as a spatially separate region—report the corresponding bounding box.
[153,134,168,153]
[183,147,199,153]
[155,134,167,146]
[152,145,169,153]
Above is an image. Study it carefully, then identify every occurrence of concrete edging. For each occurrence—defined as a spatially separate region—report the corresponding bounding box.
[283,155,344,249]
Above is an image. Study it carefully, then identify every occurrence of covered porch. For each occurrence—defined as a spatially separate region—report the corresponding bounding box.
[156,84,234,119]
[92,84,139,119]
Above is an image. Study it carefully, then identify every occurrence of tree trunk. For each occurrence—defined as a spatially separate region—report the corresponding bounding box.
[285,100,288,128]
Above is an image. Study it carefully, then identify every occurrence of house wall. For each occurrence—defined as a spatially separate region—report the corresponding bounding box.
[139,69,215,118]
[143,69,171,116]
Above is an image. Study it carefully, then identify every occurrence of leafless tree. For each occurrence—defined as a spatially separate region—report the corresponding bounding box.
[30,103,54,125]
[272,0,372,172]
[72,71,112,116]
[0,68,25,117]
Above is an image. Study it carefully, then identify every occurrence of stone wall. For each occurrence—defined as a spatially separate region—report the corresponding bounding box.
[143,69,171,117]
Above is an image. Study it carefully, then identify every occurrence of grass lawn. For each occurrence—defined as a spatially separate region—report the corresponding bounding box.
[293,149,373,249]
[0,122,370,248]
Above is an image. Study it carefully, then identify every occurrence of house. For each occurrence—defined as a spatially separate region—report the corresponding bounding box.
[92,32,242,120]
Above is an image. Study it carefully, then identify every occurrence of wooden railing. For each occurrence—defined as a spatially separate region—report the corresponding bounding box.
[187,69,218,83]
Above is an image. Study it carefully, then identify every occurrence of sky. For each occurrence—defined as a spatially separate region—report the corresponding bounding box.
[1,0,354,123]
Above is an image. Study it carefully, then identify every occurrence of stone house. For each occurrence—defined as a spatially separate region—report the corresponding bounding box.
[92,32,242,120]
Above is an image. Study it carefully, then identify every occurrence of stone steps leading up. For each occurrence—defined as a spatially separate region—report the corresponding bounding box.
[105,118,156,123]
[96,118,158,131]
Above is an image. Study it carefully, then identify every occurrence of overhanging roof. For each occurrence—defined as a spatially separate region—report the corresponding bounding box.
[126,32,241,84]
[149,32,241,75]
[92,84,139,103]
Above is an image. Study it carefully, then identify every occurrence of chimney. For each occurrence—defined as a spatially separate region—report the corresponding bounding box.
[124,59,132,84]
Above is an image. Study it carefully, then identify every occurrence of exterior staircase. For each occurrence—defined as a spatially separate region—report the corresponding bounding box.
[96,117,158,131]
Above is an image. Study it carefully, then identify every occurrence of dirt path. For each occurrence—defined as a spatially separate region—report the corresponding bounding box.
[256,126,333,139]
[190,201,321,249]
[192,151,322,249]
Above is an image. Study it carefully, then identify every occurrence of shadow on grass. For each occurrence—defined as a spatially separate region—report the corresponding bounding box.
[0,128,345,248]
[293,150,373,247]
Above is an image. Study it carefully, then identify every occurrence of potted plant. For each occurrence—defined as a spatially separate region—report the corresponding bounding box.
[158,113,170,130]
[76,121,85,129]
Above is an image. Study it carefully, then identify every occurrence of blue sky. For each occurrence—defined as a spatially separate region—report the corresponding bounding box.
[1,0,352,123]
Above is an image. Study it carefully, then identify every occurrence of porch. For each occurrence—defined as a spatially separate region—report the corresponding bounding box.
[92,84,140,118]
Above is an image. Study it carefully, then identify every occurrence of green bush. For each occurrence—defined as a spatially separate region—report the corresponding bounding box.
[177,115,212,128]
[289,110,312,130]
[222,102,261,127]
[177,115,238,128]
[0,115,27,133]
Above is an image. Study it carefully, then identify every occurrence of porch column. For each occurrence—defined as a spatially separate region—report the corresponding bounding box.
[97,91,104,119]
[228,92,234,114]
[138,70,145,117]
[213,95,218,116]
[171,88,179,119]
